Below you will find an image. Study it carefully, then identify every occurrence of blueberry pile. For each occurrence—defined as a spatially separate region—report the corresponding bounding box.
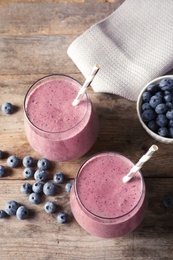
[0,152,72,223]
[141,78,173,138]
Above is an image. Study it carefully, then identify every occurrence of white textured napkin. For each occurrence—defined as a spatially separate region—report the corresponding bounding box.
[67,0,173,101]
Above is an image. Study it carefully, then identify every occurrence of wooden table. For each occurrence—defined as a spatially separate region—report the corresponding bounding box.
[0,0,173,259]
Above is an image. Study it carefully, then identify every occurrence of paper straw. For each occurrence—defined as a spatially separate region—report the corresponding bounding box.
[72,64,100,106]
[123,145,158,183]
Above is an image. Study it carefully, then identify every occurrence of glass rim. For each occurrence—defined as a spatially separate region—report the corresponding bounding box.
[74,151,145,220]
[23,74,89,134]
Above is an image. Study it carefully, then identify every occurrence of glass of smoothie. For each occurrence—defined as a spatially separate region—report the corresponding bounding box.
[24,74,99,161]
[70,152,147,238]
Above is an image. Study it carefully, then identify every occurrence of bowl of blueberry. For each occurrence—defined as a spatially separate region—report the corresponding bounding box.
[137,75,173,143]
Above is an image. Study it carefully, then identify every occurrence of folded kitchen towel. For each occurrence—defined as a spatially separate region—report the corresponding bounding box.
[67,0,173,101]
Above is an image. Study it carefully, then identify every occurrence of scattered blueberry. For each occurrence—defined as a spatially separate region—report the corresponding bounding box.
[23,167,34,179]
[34,169,47,182]
[16,206,28,220]
[57,212,68,224]
[4,200,19,215]
[44,201,57,214]
[65,183,72,193]
[1,102,13,114]
[32,182,44,193]
[0,165,7,177]
[163,197,173,207]
[29,192,41,204]
[0,210,7,218]
[0,150,3,159]
[37,158,50,170]
[7,155,19,168]
[23,156,35,167]
[53,172,65,184]
[20,182,33,194]
[43,182,56,196]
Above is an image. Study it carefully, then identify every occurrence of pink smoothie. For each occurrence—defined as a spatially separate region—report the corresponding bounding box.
[24,75,99,161]
[70,152,147,238]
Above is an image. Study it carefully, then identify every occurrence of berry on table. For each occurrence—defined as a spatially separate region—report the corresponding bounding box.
[53,172,65,184]
[57,212,68,224]
[43,182,56,196]
[23,156,35,167]
[65,183,72,193]
[0,150,4,159]
[20,182,33,194]
[4,200,19,215]
[1,102,13,114]
[34,169,47,182]
[29,192,41,204]
[44,201,57,214]
[32,182,44,193]
[0,210,7,218]
[16,206,28,220]
[0,165,7,177]
[7,155,19,168]
[37,158,50,170]
[23,167,35,179]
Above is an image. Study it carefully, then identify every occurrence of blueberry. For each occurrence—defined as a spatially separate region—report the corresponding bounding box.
[4,200,19,215]
[43,182,56,196]
[1,102,13,114]
[163,198,173,207]
[155,103,167,114]
[37,158,50,170]
[20,182,33,194]
[0,210,7,218]
[0,150,4,159]
[7,155,19,168]
[141,102,151,111]
[149,95,163,108]
[141,109,156,122]
[156,114,168,127]
[65,183,72,193]
[34,169,47,182]
[164,94,172,102]
[158,127,168,137]
[159,78,173,91]
[23,156,35,167]
[44,201,57,214]
[142,91,152,102]
[53,172,65,184]
[32,182,43,193]
[146,84,158,93]
[169,127,173,137]
[57,212,68,224]
[155,91,164,98]
[0,165,7,177]
[147,120,159,132]
[23,167,34,179]
[166,109,173,120]
[16,206,28,220]
[169,119,173,127]
[29,192,41,204]
[166,102,173,109]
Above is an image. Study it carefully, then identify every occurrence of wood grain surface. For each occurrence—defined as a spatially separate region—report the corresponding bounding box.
[0,0,173,259]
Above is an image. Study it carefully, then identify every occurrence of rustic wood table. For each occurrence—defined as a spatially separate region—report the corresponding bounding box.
[0,0,173,259]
